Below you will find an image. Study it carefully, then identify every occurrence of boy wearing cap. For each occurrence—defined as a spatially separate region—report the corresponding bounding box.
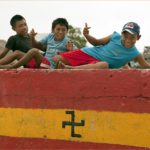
[54,22,150,69]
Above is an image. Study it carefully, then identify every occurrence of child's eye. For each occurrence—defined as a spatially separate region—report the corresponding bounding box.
[57,28,61,31]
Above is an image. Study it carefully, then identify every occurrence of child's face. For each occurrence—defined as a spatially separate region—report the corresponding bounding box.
[122,31,140,48]
[52,24,68,41]
[13,19,28,36]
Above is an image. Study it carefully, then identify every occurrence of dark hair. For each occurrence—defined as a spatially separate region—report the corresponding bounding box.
[10,15,25,27]
[52,18,69,30]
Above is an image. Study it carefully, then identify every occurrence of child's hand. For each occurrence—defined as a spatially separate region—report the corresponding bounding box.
[29,28,37,39]
[83,23,91,36]
[66,40,73,51]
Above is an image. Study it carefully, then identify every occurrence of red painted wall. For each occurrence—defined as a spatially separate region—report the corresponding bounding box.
[0,69,150,149]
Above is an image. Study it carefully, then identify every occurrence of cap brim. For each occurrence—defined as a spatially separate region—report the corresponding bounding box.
[122,29,137,35]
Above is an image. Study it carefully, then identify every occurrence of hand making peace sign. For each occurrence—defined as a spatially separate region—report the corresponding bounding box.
[83,23,91,36]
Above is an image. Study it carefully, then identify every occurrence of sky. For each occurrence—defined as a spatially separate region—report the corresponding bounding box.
[0,0,150,52]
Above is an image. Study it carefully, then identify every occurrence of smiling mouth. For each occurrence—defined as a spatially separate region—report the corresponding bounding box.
[24,30,28,33]
[125,42,131,45]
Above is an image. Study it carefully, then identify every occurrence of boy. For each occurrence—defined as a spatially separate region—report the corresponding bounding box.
[0,18,76,69]
[53,22,150,69]
[0,14,41,67]
[29,17,76,68]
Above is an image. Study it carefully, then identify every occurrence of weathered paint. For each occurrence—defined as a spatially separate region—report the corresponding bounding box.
[0,69,150,149]
[0,108,150,148]
[0,136,146,150]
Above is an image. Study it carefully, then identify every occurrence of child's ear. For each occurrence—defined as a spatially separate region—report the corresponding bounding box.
[12,27,15,31]
[137,34,141,40]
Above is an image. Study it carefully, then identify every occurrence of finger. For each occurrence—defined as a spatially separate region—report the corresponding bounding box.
[31,28,34,33]
[32,28,37,34]
[85,23,88,28]
[85,23,91,30]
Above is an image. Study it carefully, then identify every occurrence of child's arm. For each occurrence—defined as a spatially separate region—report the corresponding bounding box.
[134,54,150,68]
[83,23,111,46]
[29,29,46,51]
[0,48,10,59]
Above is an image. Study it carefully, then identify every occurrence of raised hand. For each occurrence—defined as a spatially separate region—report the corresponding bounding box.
[29,28,37,39]
[66,40,73,51]
[83,23,91,36]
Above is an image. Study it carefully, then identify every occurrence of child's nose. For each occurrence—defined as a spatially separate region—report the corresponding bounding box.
[126,38,130,42]
[59,30,63,34]
[23,25,27,30]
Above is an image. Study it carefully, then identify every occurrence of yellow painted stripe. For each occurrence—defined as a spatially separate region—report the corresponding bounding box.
[0,108,150,148]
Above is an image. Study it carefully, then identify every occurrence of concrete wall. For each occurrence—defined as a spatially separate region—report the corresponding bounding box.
[0,69,150,149]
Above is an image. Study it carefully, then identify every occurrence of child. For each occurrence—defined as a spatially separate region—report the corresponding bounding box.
[53,22,150,69]
[0,14,42,67]
[29,17,76,68]
[0,17,76,69]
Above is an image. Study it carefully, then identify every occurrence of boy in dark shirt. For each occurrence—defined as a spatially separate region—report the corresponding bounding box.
[0,14,44,68]
[0,17,75,69]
